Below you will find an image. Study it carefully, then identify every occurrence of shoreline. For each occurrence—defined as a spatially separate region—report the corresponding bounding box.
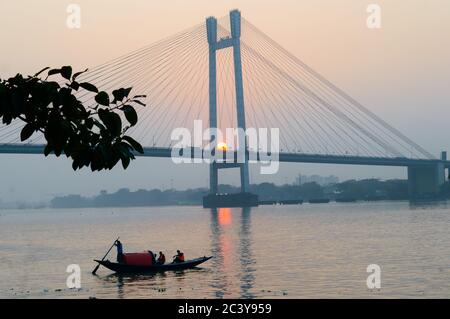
[2,198,449,211]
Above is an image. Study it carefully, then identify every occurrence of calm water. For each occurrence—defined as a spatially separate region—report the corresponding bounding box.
[1,202,450,299]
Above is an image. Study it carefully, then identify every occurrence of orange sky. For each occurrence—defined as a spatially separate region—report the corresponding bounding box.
[1,1,449,149]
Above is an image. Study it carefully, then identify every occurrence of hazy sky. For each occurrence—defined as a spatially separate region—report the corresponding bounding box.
[0,0,449,202]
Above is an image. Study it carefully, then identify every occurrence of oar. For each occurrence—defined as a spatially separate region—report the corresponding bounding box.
[92,237,120,275]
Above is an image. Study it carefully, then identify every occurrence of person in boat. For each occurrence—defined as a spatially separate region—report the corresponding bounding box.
[172,250,185,263]
[148,251,157,264]
[115,240,124,263]
[157,251,166,265]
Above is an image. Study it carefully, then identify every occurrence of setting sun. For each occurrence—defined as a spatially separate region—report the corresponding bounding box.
[217,142,228,151]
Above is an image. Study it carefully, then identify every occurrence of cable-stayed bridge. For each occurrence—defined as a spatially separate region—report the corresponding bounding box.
[0,10,448,200]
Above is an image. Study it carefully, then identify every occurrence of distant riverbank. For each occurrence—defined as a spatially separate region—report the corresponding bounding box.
[47,179,450,209]
[2,178,449,210]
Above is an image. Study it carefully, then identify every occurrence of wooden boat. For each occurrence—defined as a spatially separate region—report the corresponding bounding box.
[94,256,213,274]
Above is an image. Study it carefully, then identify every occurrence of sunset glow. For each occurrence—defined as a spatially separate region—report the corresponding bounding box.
[217,142,228,151]
[218,207,232,225]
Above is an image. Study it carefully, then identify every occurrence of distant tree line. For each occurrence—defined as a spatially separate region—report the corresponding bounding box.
[50,188,206,208]
[48,178,450,209]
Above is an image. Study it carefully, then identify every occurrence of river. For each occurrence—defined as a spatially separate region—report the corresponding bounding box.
[1,201,450,298]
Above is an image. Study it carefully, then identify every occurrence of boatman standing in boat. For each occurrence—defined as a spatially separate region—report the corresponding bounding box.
[115,240,124,263]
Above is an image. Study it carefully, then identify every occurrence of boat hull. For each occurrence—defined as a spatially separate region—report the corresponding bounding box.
[95,256,212,274]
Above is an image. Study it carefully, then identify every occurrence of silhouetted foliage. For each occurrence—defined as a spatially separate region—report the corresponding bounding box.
[0,66,146,171]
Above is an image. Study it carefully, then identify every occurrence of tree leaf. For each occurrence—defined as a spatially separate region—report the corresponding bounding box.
[44,144,53,156]
[48,68,61,76]
[121,105,138,126]
[34,67,50,77]
[95,91,110,106]
[132,99,146,107]
[121,155,131,169]
[20,123,35,141]
[72,159,79,171]
[123,87,132,98]
[122,135,144,154]
[98,109,121,135]
[72,68,88,81]
[60,66,72,80]
[112,88,126,102]
[70,81,80,91]
[79,82,98,93]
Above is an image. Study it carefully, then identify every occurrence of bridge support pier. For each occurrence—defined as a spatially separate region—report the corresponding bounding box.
[407,163,445,200]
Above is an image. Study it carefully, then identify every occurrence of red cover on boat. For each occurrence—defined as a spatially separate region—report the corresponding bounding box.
[123,252,153,266]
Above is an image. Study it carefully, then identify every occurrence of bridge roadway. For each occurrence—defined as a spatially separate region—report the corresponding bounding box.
[1,143,449,168]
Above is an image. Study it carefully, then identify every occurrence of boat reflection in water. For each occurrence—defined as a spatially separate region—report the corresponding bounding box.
[210,207,255,298]
[103,266,202,298]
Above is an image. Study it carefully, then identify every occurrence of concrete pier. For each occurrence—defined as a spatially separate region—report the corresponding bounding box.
[408,162,445,199]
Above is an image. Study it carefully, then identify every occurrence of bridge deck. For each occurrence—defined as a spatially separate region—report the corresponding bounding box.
[0,144,448,168]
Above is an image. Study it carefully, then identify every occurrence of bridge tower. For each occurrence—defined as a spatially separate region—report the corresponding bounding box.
[205,10,251,194]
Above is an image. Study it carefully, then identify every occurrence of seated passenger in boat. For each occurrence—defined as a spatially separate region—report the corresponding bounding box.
[172,250,185,263]
[157,251,166,265]
[152,252,157,262]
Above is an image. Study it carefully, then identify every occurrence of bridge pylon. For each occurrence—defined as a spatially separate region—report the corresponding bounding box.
[203,10,257,208]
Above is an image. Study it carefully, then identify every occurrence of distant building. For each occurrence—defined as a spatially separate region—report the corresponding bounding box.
[296,174,339,186]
